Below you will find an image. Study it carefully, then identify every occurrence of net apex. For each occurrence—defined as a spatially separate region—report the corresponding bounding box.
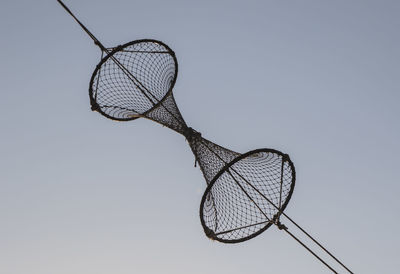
[183,127,202,143]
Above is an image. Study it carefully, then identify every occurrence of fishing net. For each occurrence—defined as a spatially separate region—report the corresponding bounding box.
[89,39,296,243]
[89,40,181,122]
[59,2,354,270]
[57,0,353,273]
[201,150,295,243]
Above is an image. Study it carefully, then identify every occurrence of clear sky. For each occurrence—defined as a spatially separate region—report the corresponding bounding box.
[1,0,399,273]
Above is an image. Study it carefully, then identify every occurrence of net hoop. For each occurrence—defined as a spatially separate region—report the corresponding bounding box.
[200,148,296,243]
[89,39,178,121]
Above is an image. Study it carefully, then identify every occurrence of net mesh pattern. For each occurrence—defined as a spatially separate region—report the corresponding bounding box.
[90,40,178,121]
[145,93,186,134]
[201,151,295,242]
[89,39,295,243]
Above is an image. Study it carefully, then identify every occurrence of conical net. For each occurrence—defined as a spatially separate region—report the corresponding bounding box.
[89,39,296,243]
[89,40,182,124]
[201,150,295,243]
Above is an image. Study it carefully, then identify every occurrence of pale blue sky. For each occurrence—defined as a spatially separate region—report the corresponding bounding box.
[1,0,399,273]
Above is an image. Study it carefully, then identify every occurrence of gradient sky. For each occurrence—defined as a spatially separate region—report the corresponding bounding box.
[1,0,399,273]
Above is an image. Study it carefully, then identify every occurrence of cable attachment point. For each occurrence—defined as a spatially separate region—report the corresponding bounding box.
[272,213,287,230]
[276,221,288,230]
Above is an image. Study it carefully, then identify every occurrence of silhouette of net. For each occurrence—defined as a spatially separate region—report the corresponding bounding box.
[58,2,353,270]
[89,40,180,123]
[146,93,187,134]
[188,136,240,184]
[201,150,295,243]
[88,39,296,243]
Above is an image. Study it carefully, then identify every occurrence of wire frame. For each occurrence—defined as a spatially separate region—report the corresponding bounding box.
[57,2,353,270]
[89,39,179,122]
[200,149,295,243]
[88,39,296,243]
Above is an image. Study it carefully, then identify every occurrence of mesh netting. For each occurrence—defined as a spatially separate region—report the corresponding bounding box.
[89,39,296,243]
[189,137,240,184]
[200,150,295,243]
[89,39,179,122]
[58,4,352,270]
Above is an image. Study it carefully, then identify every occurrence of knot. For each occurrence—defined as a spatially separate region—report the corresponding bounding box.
[183,127,202,143]
[276,221,288,230]
[272,213,287,230]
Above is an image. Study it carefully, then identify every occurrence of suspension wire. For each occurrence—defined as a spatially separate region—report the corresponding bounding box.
[223,169,332,271]
[56,0,152,106]
[280,225,339,273]
[279,211,354,274]
[227,166,340,274]
[226,169,271,222]
[230,163,354,273]
[56,0,107,52]
[199,139,353,273]
[56,0,185,126]
[57,1,352,272]
[219,168,338,274]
